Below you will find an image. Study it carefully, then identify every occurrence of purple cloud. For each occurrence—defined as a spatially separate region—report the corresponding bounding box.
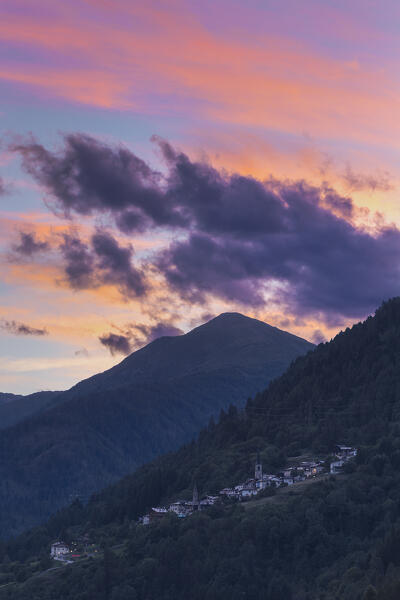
[60,234,95,289]
[10,134,400,323]
[1,320,48,336]
[91,230,146,298]
[10,134,184,231]
[133,322,183,344]
[60,230,146,298]
[341,165,393,192]
[0,176,7,196]
[13,232,49,256]
[100,320,183,356]
[99,333,131,356]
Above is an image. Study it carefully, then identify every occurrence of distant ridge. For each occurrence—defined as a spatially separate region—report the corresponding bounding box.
[0,391,60,430]
[0,392,22,405]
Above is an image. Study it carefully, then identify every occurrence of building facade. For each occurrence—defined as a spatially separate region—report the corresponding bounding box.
[50,542,69,558]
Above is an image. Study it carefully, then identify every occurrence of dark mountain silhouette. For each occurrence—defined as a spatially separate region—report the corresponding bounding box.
[67,312,313,396]
[0,312,313,537]
[5,299,400,600]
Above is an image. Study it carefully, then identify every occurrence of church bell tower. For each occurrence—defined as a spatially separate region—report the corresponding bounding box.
[192,482,200,511]
[255,451,262,481]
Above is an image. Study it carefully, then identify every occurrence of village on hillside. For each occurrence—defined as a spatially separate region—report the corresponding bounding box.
[50,444,357,560]
[139,444,357,525]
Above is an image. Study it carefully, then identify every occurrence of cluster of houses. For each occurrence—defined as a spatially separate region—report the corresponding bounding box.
[140,484,220,525]
[139,444,358,526]
[49,445,358,555]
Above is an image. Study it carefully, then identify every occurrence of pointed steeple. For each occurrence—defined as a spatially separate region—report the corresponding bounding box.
[192,482,199,510]
[255,451,262,481]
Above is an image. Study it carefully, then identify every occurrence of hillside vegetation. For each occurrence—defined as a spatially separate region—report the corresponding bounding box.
[2,299,400,598]
[0,313,312,537]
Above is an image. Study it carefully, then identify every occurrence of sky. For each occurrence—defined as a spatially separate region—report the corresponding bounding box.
[0,0,399,393]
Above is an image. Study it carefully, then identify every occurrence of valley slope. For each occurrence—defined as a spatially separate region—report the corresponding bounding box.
[3,299,400,599]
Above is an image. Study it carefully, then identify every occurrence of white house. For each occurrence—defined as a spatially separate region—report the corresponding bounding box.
[256,479,272,490]
[283,477,295,485]
[268,476,282,487]
[207,495,219,504]
[283,468,296,478]
[50,542,69,559]
[241,487,258,498]
[169,501,186,514]
[335,446,357,459]
[200,495,219,506]
[219,488,234,496]
[330,459,344,474]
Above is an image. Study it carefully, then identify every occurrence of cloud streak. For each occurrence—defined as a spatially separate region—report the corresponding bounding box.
[1,319,48,336]
[0,1,399,148]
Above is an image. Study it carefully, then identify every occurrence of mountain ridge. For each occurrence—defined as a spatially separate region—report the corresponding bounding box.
[0,312,313,537]
[67,312,313,395]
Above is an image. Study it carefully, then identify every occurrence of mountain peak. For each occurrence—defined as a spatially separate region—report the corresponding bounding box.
[211,311,247,320]
[0,306,313,537]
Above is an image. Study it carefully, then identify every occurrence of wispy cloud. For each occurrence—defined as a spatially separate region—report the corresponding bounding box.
[0,2,398,146]
[0,319,48,336]
[13,231,49,256]
[74,347,89,357]
[341,165,394,193]
[99,320,183,355]
[0,176,7,196]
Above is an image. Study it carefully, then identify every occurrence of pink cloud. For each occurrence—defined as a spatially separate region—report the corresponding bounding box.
[0,1,398,147]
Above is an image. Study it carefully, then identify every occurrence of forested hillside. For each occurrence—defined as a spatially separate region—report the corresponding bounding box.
[2,299,400,599]
[0,312,312,537]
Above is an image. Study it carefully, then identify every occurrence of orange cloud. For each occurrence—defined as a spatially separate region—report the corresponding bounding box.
[0,2,399,147]
[0,67,130,109]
